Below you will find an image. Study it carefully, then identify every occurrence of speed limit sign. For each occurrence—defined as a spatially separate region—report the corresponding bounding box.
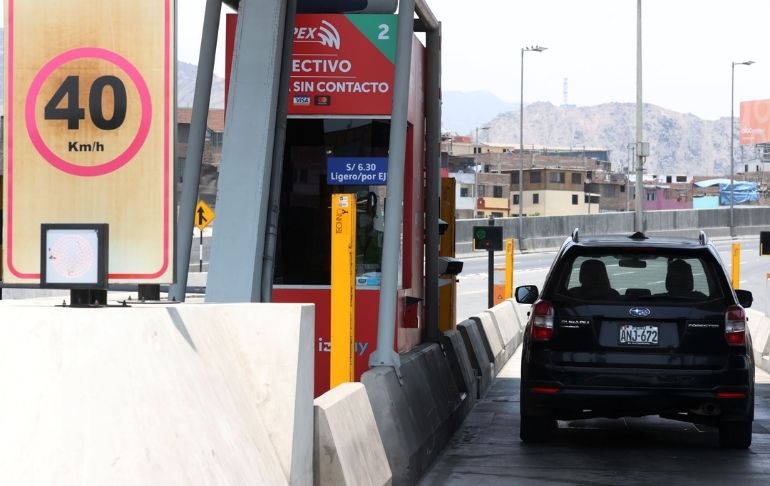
[3,0,175,284]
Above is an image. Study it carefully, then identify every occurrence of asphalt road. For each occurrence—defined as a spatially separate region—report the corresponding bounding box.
[419,346,770,486]
[435,237,770,485]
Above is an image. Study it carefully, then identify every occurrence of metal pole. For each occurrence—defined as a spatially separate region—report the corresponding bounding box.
[424,22,441,343]
[730,62,736,238]
[168,0,222,301]
[634,0,644,232]
[205,0,287,302]
[260,0,297,301]
[626,144,632,212]
[518,47,525,245]
[369,0,416,374]
[487,217,494,309]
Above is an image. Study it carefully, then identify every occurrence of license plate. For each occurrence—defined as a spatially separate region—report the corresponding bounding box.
[619,324,659,345]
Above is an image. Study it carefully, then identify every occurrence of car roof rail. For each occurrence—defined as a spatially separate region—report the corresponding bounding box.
[571,227,579,243]
[629,231,648,240]
[699,231,708,245]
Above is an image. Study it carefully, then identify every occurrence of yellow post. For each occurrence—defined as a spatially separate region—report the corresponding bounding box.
[505,239,514,299]
[731,243,740,289]
[330,194,356,388]
[439,178,457,331]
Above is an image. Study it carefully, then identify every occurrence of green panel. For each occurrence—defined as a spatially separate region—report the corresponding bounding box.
[346,14,398,64]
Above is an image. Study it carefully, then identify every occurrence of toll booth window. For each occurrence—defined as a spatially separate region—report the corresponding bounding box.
[274,118,391,286]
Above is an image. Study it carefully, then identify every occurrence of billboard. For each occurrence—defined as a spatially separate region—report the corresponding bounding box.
[3,0,175,284]
[289,14,397,116]
[740,99,770,145]
[227,14,397,117]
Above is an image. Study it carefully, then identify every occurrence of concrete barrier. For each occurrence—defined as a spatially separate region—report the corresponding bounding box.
[0,301,314,486]
[747,308,770,375]
[314,383,391,486]
[470,313,506,373]
[455,207,770,253]
[362,343,464,486]
[456,319,494,398]
[485,299,523,352]
[440,330,477,417]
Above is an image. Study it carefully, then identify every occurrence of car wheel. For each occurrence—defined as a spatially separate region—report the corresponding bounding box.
[718,420,752,449]
[520,413,556,443]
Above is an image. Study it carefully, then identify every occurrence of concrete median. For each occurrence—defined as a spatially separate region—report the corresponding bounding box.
[457,319,494,398]
[314,383,391,486]
[484,299,525,355]
[747,308,770,375]
[470,313,506,373]
[361,343,464,486]
[441,329,477,413]
[0,301,314,486]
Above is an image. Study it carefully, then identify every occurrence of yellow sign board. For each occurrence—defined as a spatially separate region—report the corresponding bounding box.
[195,200,215,231]
[330,193,356,388]
[3,0,175,283]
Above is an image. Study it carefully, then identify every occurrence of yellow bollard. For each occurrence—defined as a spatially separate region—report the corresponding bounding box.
[330,194,356,388]
[731,243,740,289]
[505,239,514,299]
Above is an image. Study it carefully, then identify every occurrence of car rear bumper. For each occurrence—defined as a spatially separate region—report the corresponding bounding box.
[522,381,753,421]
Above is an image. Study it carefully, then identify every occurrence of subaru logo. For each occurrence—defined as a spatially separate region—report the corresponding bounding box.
[629,307,651,317]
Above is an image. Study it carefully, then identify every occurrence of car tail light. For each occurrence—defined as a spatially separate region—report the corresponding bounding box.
[531,386,560,394]
[725,305,746,346]
[531,299,554,341]
[717,391,747,399]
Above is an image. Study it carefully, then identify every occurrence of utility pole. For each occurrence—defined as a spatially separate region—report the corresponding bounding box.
[634,0,644,232]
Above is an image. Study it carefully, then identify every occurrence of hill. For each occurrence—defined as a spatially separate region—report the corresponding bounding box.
[475,101,734,176]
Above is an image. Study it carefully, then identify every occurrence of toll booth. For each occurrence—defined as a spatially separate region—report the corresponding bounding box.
[227,14,427,397]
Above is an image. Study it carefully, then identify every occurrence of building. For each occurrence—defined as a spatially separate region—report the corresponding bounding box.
[446,148,617,218]
[475,172,511,218]
[176,108,225,208]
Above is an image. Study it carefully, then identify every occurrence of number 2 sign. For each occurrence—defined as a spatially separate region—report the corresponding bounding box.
[3,0,175,284]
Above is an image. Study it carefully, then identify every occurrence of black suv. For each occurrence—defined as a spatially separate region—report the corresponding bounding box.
[515,231,755,448]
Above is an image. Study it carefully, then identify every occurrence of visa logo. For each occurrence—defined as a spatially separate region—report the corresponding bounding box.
[293,96,311,106]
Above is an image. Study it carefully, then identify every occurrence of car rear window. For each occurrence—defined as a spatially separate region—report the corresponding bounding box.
[556,252,724,302]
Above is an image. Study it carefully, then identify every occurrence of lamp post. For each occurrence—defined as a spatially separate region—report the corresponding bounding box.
[730,60,754,238]
[519,45,546,244]
[475,125,490,154]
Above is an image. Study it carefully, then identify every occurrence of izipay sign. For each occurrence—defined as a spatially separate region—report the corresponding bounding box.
[289,14,397,116]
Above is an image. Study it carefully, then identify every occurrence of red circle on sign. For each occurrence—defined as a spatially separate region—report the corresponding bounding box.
[25,47,152,177]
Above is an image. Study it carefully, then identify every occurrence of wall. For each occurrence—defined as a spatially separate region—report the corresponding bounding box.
[455,206,770,253]
[512,189,591,217]
[694,195,720,209]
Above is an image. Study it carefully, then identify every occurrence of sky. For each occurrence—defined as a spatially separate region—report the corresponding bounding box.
[6,1,768,121]
[426,0,770,121]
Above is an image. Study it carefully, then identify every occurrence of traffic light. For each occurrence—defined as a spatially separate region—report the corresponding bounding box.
[473,226,503,251]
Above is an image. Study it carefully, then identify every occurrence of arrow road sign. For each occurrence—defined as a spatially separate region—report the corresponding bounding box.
[195,200,215,230]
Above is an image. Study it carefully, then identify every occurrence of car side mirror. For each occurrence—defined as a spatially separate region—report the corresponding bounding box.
[736,289,753,308]
[515,285,539,304]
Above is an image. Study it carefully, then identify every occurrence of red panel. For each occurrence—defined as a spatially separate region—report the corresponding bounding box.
[398,37,426,352]
[273,288,381,397]
[289,14,394,115]
[226,14,394,116]
[225,14,237,112]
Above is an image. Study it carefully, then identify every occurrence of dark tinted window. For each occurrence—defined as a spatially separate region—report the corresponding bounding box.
[556,252,724,302]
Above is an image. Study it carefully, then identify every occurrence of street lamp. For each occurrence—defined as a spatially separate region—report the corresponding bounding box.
[475,125,490,154]
[730,60,755,238]
[519,45,547,245]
